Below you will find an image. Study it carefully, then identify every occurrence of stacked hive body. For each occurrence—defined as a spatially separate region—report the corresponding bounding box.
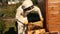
[47,0,60,34]
[27,21,46,34]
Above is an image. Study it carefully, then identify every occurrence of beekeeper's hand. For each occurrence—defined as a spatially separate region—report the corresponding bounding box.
[23,17,28,25]
[24,21,28,25]
[40,17,44,22]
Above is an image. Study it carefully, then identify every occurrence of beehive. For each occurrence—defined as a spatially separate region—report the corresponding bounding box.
[27,29,45,34]
[27,21,44,34]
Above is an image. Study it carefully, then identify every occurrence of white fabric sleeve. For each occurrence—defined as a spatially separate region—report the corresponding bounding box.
[37,8,44,21]
[15,6,28,24]
[15,6,24,23]
[34,6,44,21]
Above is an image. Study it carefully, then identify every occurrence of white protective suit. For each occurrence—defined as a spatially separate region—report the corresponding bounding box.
[16,0,43,34]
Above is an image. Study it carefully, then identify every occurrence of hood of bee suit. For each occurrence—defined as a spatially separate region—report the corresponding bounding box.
[22,0,33,9]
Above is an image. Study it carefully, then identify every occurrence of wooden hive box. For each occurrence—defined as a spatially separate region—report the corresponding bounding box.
[46,0,60,34]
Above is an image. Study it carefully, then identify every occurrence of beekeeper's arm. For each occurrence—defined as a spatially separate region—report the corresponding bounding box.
[37,8,44,21]
[34,6,44,21]
[16,6,23,22]
[15,6,28,24]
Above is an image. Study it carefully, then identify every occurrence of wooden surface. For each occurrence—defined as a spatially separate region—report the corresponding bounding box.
[46,0,60,34]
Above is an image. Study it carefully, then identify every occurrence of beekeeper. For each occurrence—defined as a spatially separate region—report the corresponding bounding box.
[16,0,43,34]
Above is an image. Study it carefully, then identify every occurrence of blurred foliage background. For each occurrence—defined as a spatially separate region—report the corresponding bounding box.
[0,0,45,34]
[0,2,22,34]
[0,19,5,34]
